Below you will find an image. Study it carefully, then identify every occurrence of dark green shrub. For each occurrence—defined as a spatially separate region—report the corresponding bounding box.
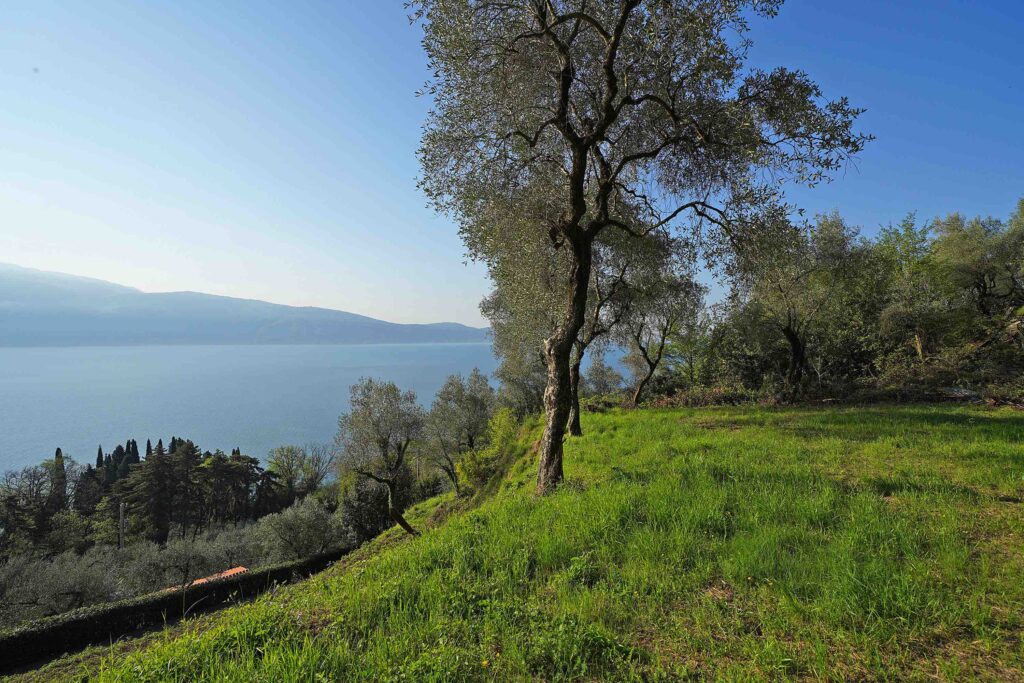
[340,464,414,543]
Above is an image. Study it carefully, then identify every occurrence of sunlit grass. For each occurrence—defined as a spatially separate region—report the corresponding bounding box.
[80,405,1023,681]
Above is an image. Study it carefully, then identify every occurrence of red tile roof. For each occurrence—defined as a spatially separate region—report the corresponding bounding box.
[188,566,248,587]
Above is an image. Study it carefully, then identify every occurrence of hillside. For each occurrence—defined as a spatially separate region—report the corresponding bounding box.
[0,263,488,346]
[26,405,1024,681]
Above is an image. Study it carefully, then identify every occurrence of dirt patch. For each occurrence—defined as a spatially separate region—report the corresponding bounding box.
[703,580,735,603]
[294,608,334,637]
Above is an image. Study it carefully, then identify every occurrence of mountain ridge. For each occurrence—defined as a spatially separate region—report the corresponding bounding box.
[0,262,488,346]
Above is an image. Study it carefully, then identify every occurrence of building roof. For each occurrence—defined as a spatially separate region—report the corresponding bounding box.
[188,566,249,587]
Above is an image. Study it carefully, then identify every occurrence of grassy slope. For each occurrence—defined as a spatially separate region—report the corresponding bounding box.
[48,406,1024,681]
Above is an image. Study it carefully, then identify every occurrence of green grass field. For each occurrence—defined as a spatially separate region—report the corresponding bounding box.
[40,405,1024,681]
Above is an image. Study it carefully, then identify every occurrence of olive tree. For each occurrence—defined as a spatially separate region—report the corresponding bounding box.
[256,497,348,561]
[582,350,623,397]
[619,265,705,406]
[481,212,662,432]
[732,213,862,395]
[426,369,496,494]
[930,206,1024,346]
[413,0,869,492]
[336,379,425,536]
[875,215,949,366]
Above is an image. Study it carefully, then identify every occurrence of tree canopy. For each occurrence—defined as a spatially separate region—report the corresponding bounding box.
[414,0,869,491]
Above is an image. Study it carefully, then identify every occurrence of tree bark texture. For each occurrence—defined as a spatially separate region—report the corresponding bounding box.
[537,239,591,494]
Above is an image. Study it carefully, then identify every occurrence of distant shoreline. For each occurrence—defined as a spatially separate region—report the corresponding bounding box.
[0,263,490,348]
[0,340,491,350]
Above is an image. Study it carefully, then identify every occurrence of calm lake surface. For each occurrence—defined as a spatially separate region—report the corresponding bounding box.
[0,343,497,471]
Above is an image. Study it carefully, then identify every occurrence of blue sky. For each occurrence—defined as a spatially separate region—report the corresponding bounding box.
[0,1,1021,326]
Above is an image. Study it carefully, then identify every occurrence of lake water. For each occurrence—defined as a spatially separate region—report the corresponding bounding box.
[0,343,497,471]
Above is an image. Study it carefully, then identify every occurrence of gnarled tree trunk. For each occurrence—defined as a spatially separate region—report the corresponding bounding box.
[386,481,419,537]
[630,365,655,408]
[567,354,583,436]
[782,326,807,397]
[912,330,925,362]
[537,239,591,494]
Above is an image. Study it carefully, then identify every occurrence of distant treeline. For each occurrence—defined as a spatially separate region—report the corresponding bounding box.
[490,201,1024,414]
[0,437,333,558]
[698,205,1024,401]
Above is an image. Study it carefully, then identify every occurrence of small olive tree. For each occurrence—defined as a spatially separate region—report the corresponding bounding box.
[482,286,554,416]
[426,369,496,495]
[583,351,624,397]
[256,497,347,561]
[620,268,706,406]
[336,379,425,537]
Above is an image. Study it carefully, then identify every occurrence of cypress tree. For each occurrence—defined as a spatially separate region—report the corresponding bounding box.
[130,439,140,464]
[170,440,202,538]
[146,439,153,458]
[45,448,68,516]
[96,445,104,470]
[111,445,126,481]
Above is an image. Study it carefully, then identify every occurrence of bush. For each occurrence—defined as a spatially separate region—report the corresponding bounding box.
[580,394,620,413]
[412,472,447,501]
[256,498,349,562]
[650,384,762,407]
[983,378,1024,406]
[457,408,518,492]
[202,526,265,570]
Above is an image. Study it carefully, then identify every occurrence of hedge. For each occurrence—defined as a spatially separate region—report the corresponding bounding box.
[0,545,353,673]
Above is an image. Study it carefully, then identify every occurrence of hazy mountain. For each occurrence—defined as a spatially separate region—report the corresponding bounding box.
[0,263,489,346]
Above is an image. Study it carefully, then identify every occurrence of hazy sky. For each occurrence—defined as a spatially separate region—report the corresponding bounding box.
[1,1,1021,326]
